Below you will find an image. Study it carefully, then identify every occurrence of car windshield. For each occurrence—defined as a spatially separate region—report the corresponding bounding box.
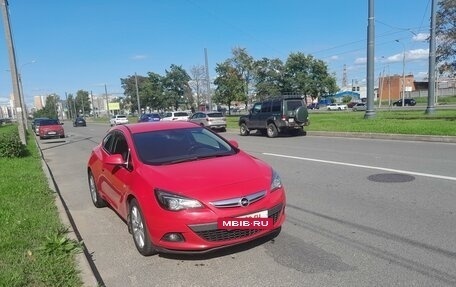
[40,119,60,126]
[116,115,127,119]
[174,112,188,117]
[133,127,236,165]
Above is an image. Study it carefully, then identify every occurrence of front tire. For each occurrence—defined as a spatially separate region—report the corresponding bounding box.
[240,123,250,136]
[129,199,157,256]
[267,123,278,138]
[88,171,107,208]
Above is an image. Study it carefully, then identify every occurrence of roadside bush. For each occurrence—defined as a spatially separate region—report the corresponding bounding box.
[0,125,26,158]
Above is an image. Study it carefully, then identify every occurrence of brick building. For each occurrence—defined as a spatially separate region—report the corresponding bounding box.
[378,74,415,102]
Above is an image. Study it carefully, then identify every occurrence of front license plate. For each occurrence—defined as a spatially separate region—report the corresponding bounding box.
[238,210,268,218]
[48,132,56,135]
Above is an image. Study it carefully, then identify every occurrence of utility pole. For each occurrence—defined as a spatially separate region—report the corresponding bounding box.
[1,0,26,144]
[105,84,110,117]
[364,0,376,119]
[204,48,211,111]
[425,0,437,114]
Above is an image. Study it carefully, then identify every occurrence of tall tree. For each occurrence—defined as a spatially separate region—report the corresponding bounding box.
[190,65,207,110]
[163,64,191,110]
[252,57,284,100]
[436,0,456,76]
[213,61,245,112]
[75,90,91,116]
[231,47,254,106]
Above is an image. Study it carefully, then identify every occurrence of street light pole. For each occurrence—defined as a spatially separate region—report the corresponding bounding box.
[395,40,406,107]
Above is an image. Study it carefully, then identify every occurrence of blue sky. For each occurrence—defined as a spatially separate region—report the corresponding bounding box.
[0,0,432,107]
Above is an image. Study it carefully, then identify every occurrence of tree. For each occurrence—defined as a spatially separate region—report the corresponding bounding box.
[189,65,207,110]
[436,0,456,76]
[163,64,191,110]
[213,61,245,112]
[34,94,60,119]
[252,57,284,100]
[230,47,253,106]
[75,90,91,116]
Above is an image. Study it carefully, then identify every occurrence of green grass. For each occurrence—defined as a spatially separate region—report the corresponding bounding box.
[0,125,82,287]
[226,109,456,136]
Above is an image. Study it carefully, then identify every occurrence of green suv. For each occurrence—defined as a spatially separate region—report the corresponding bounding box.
[238,96,309,138]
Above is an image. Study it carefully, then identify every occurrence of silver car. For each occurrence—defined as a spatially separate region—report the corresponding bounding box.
[352,103,367,111]
[189,111,227,132]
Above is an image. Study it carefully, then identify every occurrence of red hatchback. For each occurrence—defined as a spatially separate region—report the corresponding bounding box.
[87,121,286,256]
[38,119,65,139]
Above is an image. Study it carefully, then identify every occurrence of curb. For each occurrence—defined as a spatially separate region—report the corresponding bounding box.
[36,139,101,287]
[306,131,456,143]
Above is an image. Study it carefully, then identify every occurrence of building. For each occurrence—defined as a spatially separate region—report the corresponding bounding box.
[377,74,415,103]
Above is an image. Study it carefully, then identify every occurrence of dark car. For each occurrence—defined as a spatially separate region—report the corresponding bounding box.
[73,117,87,127]
[138,113,161,123]
[239,95,309,138]
[307,103,320,110]
[392,98,416,106]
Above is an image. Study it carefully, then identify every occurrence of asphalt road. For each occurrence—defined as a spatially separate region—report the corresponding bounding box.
[38,122,456,287]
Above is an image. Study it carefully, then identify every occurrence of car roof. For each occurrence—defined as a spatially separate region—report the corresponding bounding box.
[114,121,199,134]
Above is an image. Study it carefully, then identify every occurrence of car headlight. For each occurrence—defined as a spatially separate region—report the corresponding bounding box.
[270,169,283,192]
[155,189,203,211]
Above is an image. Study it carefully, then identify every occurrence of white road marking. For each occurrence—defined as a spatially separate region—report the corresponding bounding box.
[263,152,456,182]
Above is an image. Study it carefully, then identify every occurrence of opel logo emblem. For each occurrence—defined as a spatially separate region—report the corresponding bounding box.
[240,198,249,207]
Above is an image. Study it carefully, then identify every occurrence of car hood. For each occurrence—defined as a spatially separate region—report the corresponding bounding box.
[137,151,272,201]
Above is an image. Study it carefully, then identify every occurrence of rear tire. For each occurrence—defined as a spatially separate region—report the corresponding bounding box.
[267,123,278,138]
[129,199,157,256]
[240,123,250,136]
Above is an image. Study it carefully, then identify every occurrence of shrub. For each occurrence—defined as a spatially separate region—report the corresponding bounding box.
[0,125,26,158]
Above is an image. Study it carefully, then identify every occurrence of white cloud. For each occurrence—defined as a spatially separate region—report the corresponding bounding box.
[329,55,339,61]
[354,57,367,65]
[382,49,429,63]
[415,71,428,80]
[131,54,148,60]
[412,33,429,42]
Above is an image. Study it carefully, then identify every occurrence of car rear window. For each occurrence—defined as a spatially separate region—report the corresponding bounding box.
[207,112,223,118]
[40,119,60,126]
[116,115,127,119]
[174,112,188,117]
[285,100,303,111]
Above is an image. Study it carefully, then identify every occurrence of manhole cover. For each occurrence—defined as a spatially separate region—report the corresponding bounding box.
[368,173,415,183]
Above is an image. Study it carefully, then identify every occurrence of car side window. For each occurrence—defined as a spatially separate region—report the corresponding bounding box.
[261,101,271,113]
[272,100,281,112]
[103,133,116,154]
[113,134,129,162]
[252,103,261,114]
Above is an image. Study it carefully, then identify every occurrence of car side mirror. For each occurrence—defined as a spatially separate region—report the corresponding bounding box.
[105,154,125,166]
[228,139,239,148]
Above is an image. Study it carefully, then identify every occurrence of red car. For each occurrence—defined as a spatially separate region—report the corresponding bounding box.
[87,121,286,256]
[38,119,65,139]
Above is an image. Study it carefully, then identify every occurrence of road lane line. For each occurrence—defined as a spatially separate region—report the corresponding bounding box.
[263,153,456,182]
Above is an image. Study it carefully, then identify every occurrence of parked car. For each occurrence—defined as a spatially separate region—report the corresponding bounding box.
[87,121,285,255]
[188,111,226,132]
[38,119,65,139]
[138,113,161,123]
[239,95,309,138]
[32,117,50,135]
[110,114,129,126]
[307,103,320,110]
[327,103,348,111]
[392,98,416,106]
[347,102,358,108]
[161,111,189,121]
[352,103,367,111]
[73,116,87,127]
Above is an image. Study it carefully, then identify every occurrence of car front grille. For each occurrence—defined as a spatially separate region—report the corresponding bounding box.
[189,204,283,242]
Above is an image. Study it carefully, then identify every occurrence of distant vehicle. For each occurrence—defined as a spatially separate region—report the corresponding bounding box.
[73,117,87,127]
[138,113,161,123]
[307,103,320,110]
[392,98,416,106]
[239,95,309,138]
[347,102,358,108]
[188,111,227,132]
[327,103,348,111]
[161,111,189,121]
[110,115,129,126]
[38,119,65,139]
[352,103,367,111]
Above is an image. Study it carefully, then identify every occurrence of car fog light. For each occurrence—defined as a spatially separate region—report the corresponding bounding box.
[162,233,185,242]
